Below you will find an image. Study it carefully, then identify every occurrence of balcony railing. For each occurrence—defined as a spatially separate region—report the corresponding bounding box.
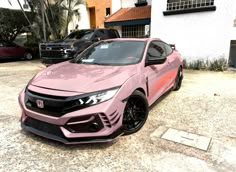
[167,0,214,11]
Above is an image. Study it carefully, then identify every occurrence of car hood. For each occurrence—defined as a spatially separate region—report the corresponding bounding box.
[30,62,138,93]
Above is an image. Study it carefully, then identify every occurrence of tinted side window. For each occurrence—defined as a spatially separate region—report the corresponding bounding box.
[147,41,166,60]
[107,30,117,38]
[94,30,107,39]
[164,43,173,56]
[5,42,15,47]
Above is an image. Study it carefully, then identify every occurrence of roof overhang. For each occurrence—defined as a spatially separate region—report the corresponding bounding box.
[105,5,151,27]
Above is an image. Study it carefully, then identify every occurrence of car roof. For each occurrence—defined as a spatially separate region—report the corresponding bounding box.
[102,38,161,42]
[74,28,117,32]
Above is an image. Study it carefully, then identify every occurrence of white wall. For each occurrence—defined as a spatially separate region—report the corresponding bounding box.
[112,0,152,13]
[77,4,90,29]
[0,0,30,11]
[151,0,236,60]
[68,4,90,31]
[112,0,122,13]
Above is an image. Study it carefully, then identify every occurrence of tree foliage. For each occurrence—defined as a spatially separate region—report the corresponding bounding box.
[1,0,84,42]
[61,0,84,36]
[0,8,32,42]
[26,0,84,40]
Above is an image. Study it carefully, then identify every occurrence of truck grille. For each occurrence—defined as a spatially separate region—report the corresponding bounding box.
[41,50,64,58]
[40,44,71,58]
[40,44,66,50]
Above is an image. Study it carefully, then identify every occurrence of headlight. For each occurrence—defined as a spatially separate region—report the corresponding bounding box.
[78,87,119,106]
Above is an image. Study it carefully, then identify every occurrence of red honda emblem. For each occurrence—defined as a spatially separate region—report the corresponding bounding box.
[36,99,44,108]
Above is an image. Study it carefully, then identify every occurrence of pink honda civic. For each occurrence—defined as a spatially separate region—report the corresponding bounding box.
[19,38,183,144]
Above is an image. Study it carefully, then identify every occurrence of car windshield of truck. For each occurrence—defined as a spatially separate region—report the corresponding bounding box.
[64,30,94,41]
[73,40,146,65]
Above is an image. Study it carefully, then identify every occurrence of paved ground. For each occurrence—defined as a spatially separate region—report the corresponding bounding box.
[0,59,236,172]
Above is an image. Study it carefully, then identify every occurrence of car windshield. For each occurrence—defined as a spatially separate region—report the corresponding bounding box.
[64,30,94,41]
[73,40,146,65]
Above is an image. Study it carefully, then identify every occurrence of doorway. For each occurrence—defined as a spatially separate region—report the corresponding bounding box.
[89,7,96,29]
[229,40,236,68]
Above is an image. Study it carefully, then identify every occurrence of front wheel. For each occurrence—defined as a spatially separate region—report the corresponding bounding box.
[122,90,149,135]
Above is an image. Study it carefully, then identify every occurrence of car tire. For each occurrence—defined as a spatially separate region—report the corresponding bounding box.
[122,90,149,135]
[173,67,183,91]
[24,52,33,60]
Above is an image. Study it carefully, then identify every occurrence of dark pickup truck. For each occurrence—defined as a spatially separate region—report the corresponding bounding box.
[39,28,120,65]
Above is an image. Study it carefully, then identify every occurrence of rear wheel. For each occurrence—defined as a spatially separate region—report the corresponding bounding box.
[173,67,183,91]
[24,52,33,60]
[122,90,149,135]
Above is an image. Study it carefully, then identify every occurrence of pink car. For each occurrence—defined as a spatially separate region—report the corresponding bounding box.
[19,38,183,144]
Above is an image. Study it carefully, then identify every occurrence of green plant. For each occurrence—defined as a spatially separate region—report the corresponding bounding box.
[60,0,84,36]
[208,58,228,71]
[183,58,228,71]
[0,8,33,42]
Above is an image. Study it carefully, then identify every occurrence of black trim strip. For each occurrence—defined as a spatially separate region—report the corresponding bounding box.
[146,77,149,97]
[105,18,151,27]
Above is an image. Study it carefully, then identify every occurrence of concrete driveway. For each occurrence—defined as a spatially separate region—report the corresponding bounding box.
[0,59,236,172]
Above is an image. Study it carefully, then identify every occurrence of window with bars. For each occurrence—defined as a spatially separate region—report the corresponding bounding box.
[122,25,145,38]
[164,0,216,15]
[167,0,214,11]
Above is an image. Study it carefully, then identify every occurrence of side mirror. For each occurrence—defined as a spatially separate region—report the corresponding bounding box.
[169,44,176,50]
[145,56,166,66]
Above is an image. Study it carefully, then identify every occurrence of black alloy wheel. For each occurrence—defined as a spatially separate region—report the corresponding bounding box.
[173,67,183,91]
[123,90,149,135]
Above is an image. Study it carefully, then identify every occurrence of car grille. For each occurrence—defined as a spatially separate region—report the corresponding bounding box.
[40,44,66,50]
[25,89,88,117]
[24,116,64,138]
[24,89,121,128]
[40,44,72,58]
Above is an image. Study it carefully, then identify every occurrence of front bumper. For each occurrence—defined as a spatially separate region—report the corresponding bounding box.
[21,119,123,144]
[19,86,125,144]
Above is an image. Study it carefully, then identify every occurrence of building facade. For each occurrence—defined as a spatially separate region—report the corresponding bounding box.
[105,0,152,38]
[151,0,236,67]
[69,0,111,31]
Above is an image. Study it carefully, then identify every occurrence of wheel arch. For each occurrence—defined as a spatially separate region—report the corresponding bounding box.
[135,88,146,97]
